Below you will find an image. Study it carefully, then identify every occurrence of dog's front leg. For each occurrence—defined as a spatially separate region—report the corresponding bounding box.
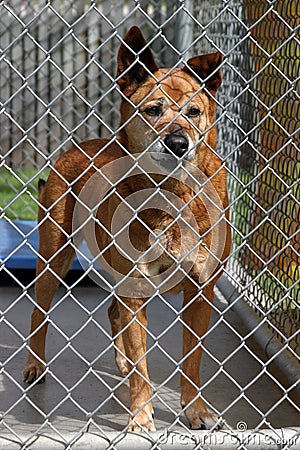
[108,297,131,376]
[181,282,220,430]
[118,297,155,431]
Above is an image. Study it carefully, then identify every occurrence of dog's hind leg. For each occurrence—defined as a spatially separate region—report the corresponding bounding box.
[23,187,75,383]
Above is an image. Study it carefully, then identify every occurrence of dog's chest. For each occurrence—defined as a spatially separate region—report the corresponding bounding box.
[130,212,200,278]
[107,184,210,282]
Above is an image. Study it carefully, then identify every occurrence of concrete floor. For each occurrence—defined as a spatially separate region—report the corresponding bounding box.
[0,275,299,444]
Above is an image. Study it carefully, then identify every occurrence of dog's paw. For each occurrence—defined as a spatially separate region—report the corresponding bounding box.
[128,409,156,432]
[183,401,222,430]
[23,356,46,384]
[189,410,221,430]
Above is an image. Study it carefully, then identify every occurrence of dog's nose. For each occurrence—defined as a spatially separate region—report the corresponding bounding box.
[164,134,189,157]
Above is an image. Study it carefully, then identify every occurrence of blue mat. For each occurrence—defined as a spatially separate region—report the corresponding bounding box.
[0,220,82,270]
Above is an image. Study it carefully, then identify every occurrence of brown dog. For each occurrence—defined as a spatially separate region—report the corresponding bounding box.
[23,26,231,431]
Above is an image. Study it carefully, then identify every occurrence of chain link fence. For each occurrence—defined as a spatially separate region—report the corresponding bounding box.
[0,1,299,449]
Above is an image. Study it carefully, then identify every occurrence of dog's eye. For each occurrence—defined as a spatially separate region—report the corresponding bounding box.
[187,107,201,118]
[144,105,162,117]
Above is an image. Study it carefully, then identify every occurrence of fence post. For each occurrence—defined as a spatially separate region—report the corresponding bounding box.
[175,0,193,61]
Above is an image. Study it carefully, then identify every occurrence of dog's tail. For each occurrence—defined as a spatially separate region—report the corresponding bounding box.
[37,178,47,225]
[38,178,46,203]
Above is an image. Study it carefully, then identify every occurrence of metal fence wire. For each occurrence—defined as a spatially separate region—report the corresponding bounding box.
[0,0,299,449]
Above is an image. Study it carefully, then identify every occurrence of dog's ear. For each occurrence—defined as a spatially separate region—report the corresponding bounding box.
[183,52,223,95]
[117,26,158,95]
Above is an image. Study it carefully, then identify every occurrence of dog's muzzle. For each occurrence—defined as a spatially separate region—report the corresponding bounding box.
[148,132,194,171]
[164,133,189,157]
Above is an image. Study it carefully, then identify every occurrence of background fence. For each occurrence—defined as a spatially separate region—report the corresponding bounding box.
[0,0,299,449]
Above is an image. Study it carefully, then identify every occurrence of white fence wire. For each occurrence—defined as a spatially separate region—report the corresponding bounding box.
[0,1,299,449]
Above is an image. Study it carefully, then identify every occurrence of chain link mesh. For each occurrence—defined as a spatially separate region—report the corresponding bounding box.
[0,1,299,448]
